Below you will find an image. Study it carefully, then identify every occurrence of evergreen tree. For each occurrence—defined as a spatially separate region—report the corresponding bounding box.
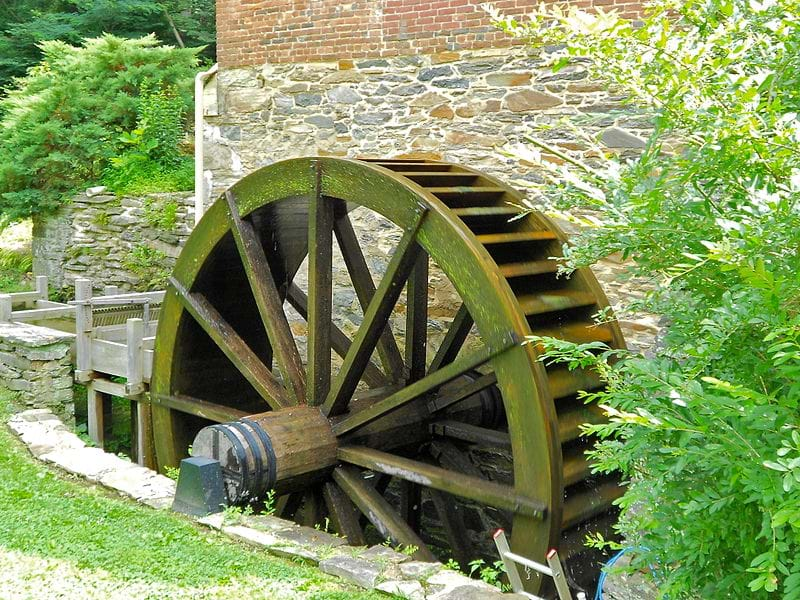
[0,0,214,91]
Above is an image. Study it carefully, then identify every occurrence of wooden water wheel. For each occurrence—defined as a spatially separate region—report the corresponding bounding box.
[150,157,625,595]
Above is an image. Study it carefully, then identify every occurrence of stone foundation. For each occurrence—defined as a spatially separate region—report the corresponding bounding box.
[0,323,75,422]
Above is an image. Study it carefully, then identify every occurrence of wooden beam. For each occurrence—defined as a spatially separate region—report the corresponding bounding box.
[334,211,406,381]
[323,211,427,417]
[427,372,497,413]
[151,393,249,423]
[337,446,546,519]
[225,190,306,404]
[333,341,510,436]
[306,162,334,405]
[87,382,108,449]
[332,466,435,560]
[430,420,511,448]
[405,252,428,383]
[169,276,290,411]
[428,303,473,373]
[286,284,387,388]
[322,481,366,545]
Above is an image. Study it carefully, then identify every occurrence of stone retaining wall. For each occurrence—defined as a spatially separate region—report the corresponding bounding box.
[0,323,74,422]
[32,191,194,294]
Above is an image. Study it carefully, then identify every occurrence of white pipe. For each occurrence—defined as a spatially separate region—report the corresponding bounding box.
[194,63,218,226]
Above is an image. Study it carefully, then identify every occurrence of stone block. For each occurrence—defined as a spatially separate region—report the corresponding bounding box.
[295,92,323,107]
[327,86,361,104]
[0,351,32,371]
[426,570,503,598]
[430,104,455,119]
[319,555,384,589]
[433,78,470,89]
[399,560,441,580]
[360,544,411,564]
[354,112,392,126]
[486,72,532,87]
[418,65,454,81]
[40,447,137,481]
[226,88,270,113]
[601,126,646,149]
[393,83,428,96]
[376,579,425,599]
[504,89,563,112]
[275,525,347,549]
[101,466,176,501]
[306,115,335,129]
[7,378,32,392]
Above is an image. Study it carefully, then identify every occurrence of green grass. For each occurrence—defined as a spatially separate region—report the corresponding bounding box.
[0,389,389,599]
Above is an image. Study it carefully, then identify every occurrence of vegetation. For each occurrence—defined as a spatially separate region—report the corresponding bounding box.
[0,222,33,292]
[0,35,198,225]
[104,82,194,197]
[0,0,215,91]
[0,388,386,599]
[123,244,171,290]
[493,0,800,596]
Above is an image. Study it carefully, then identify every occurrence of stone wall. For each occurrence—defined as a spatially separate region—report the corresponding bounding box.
[33,190,194,294]
[204,47,658,353]
[204,47,648,194]
[0,323,75,422]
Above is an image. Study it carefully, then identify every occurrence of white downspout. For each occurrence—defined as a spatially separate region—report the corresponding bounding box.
[194,63,218,226]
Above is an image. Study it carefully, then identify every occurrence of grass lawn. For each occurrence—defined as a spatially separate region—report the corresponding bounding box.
[0,389,389,599]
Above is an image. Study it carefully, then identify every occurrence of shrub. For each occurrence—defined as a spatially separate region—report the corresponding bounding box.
[492,0,800,596]
[0,34,198,225]
[103,81,194,196]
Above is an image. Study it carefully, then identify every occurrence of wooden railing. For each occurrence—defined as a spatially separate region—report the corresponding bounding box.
[0,276,75,324]
[70,278,163,468]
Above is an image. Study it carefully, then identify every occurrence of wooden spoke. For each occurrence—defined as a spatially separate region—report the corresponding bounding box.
[307,163,334,404]
[322,481,366,545]
[427,372,497,413]
[337,446,546,519]
[430,420,511,449]
[429,489,472,570]
[286,283,388,388]
[150,393,249,423]
[277,492,304,520]
[405,252,428,383]
[334,211,405,381]
[170,277,289,410]
[224,191,306,403]
[297,487,323,527]
[323,211,428,417]
[332,465,435,561]
[399,480,422,533]
[332,340,513,436]
[428,303,473,373]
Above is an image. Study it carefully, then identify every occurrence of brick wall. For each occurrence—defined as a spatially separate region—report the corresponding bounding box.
[217,0,642,68]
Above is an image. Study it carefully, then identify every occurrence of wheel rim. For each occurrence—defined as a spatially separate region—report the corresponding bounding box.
[151,157,625,593]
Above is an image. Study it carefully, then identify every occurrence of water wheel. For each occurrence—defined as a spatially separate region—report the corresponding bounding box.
[150,157,625,595]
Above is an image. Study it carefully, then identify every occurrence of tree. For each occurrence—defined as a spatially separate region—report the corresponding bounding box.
[0,0,214,91]
[0,35,199,223]
[491,0,800,596]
